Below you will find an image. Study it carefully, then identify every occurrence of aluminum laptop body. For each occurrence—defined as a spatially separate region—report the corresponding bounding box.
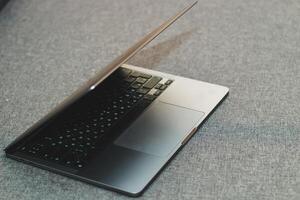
[5,1,229,196]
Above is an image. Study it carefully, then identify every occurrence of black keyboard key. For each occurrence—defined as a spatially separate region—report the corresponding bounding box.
[130,71,139,77]
[124,76,136,83]
[131,82,142,89]
[144,94,156,101]
[44,136,53,142]
[137,88,150,94]
[160,85,167,90]
[143,77,162,89]
[155,83,162,89]
[140,74,152,79]
[116,68,131,77]
[77,162,84,168]
[154,90,162,96]
[165,80,173,85]
[136,77,147,84]
[131,71,152,79]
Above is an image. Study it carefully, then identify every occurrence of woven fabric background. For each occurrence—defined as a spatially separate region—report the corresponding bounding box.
[0,0,299,199]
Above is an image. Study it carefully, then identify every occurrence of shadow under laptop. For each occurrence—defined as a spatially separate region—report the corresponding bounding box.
[127,29,195,70]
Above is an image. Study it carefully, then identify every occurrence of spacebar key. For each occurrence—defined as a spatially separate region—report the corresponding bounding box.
[143,77,162,89]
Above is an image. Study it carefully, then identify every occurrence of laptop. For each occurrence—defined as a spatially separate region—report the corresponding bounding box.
[5,1,228,197]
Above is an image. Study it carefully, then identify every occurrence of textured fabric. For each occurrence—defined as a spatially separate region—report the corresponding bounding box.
[0,0,299,199]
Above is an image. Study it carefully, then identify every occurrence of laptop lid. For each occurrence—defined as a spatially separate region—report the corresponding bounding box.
[5,1,198,152]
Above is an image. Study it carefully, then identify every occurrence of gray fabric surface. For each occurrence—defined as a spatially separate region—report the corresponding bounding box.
[0,0,299,199]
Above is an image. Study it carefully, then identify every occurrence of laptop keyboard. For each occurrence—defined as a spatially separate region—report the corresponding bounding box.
[17,67,173,169]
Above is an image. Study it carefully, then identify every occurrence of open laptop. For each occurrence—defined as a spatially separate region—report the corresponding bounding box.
[5,1,228,197]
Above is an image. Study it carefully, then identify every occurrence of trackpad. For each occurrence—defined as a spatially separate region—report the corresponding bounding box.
[114,102,204,157]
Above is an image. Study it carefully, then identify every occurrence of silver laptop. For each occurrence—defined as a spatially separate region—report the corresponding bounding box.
[5,1,229,196]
